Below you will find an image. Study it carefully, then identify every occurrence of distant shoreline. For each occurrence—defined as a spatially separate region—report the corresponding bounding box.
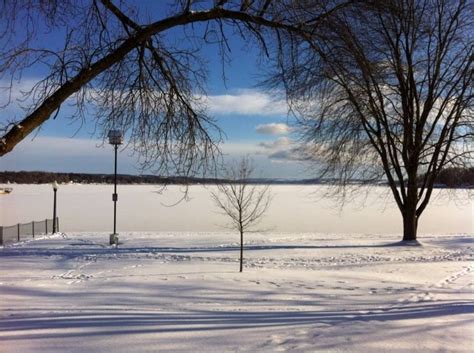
[0,170,472,189]
[0,170,352,186]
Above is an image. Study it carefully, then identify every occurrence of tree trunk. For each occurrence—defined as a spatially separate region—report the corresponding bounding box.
[239,229,244,272]
[403,171,419,241]
[402,209,418,241]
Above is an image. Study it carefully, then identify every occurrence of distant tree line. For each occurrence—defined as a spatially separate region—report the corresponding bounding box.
[0,171,219,185]
[0,169,472,188]
[431,168,474,189]
[0,170,304,185]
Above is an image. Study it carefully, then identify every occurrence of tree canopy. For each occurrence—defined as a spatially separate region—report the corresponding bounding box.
[0,0,350,175]
[268,0,473,240]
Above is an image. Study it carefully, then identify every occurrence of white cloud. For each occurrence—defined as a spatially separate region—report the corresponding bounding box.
[256,123,292,135]
[267,149,306,162]
[1,80,288,118]
[203,90,288,116]
[257,136,311,163]
[219,141,262,155]
[259,137,292,150]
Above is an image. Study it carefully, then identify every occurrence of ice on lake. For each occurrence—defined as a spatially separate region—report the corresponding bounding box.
[0,184,471,235]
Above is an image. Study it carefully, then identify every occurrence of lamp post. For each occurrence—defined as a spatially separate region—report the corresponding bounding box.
[108,130,123,245]
[52,181,58,234]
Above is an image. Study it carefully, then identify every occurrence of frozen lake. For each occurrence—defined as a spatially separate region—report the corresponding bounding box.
[0,184,472,236]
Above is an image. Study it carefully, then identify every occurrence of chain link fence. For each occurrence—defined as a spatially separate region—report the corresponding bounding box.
[0,218,59,246]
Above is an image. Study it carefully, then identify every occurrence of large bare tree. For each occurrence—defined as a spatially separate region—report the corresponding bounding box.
[0,0,355,176]
[270,0,473,241]
[211,157,271,272]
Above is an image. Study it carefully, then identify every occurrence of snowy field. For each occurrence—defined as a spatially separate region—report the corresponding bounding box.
[0,185,473,352]
[0,231,473,352]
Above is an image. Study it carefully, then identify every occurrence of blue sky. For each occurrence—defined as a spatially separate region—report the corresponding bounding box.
[0,2,310,179]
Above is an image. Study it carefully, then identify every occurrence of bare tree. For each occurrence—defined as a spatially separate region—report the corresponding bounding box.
[0,0,356,177]
[211,157,271,272]
[270,0,473,241]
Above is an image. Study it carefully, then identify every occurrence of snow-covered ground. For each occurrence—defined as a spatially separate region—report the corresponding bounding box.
[0,231,472,352]
[1,185,472,351]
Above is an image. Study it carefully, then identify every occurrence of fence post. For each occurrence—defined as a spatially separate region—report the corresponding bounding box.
[45,219,48,234]
[57,217,59,233]
[0,226,3,245]
[17,223,20,242]
[32,221,35,238]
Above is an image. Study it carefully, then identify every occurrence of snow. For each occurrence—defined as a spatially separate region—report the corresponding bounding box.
[0,184,472,234]
[0,184,472,351]
[0,231,473,352]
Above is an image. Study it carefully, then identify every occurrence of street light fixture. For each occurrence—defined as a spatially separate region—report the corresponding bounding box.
[108,130,123,245]
[52,181,59,234]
